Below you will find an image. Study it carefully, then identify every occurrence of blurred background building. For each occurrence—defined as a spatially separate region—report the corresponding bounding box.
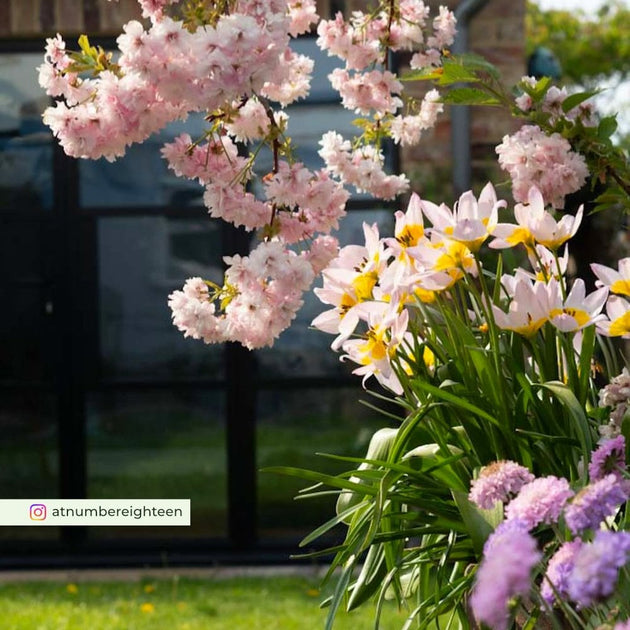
[0,0,525,567]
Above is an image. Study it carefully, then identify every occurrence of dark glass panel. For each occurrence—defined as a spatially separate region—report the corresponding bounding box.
[87,389,227,539]
[79,116,207,209]
[0,391,59,540]
[98,216,224,380]
[0,217,55,381]
[257,387,394,540]
[0,53,53,212]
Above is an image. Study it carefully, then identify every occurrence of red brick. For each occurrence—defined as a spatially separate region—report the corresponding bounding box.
[56,0,84,33]
[0,1,11,35]
[12,0,40,34]
[97,0,142,33]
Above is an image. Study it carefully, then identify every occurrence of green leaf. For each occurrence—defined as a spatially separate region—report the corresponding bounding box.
[261,466,378,496]
[77,34,94,55]
[452,490,502,556]
[347,544,388,610]
[441,87,501,106]
[454,53,501,80]
[561,90,598,113]
[402,60,480,86]
[299,500,370,548]
[408,379,503,428]
[598,115,618,140]
[325,559,355,630]
[535,381,593,471]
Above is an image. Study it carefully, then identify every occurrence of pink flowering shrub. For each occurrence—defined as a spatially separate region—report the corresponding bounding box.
[40,1,630,628]
[39,0,459,348]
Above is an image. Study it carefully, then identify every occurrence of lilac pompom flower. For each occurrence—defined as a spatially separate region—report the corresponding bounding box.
[469,460,535,509]
[470,519,541,630]
[505,476,573,529]
[564,474,630,535]
[541,540,583,605]
[567,530,630,608]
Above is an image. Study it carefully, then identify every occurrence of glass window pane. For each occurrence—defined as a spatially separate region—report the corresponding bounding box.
[80,115,208,209]
[0,218,55,381]
[98,216,225,380]
[0,391,59,540]
[87,389,227,539]
[0,53,53,212]
[257,387,391,541]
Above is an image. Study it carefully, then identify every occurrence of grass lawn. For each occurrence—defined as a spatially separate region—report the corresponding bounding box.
[0,575,410,629]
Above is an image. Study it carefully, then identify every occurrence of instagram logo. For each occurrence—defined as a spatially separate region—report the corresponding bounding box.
[29,504,47,521]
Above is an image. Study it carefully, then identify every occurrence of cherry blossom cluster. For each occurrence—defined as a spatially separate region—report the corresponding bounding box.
[515,76,597,127]
[316,3,455,197]
[468,437,630,630]
[496,124,589,208]
[598,368,630,438]
[39,33,184,161]
[40,0,458,349]
[168,240,327,348]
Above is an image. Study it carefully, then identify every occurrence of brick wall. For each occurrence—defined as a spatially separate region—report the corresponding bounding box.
[402,0,526,198]
[0,0,141,37]
[2,0,525,197]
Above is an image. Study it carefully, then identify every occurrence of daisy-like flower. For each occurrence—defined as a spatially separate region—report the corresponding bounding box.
[492,275,550,337]
[470,519,541,630]
[312,222,388,348]
[469,461,535,509]
[341,301,410,395]
[381,194,431,296]
[597,295,630,339]
[505,475,573,529]
[409,234,478,292]
[490,186,583,252]
[420,183,505,253]
[591,258,630,297]
[547,278,608,332]
[528,244,568,282]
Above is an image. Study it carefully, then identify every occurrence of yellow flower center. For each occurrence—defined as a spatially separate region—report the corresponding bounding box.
[609,311,630,336]
[610,279,630,297]
[359,328,389,364]
[434,241,473,273]
[506,227,535,249]
[352,271,378,302]
[549,307,591,328]
[396,224,424,248]
[339,292,357,316]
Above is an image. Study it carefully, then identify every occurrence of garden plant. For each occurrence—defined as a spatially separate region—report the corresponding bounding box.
[38,0,630,628]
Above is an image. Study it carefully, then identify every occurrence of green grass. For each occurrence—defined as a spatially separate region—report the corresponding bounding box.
[0,576,409,629]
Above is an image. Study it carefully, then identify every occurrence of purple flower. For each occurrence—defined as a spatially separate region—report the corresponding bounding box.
[541,540,583,605]
[470,519,541,630]
[589,435,627,482]
[614,621,630,630]
[505,476,573,529]
[564,474,630,535]
[469,460,535,509]
[567,530,630,607]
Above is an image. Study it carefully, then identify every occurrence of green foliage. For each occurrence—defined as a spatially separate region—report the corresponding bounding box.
[0,576,407,629]
[526,0,630,84]
[66,35,121,77]
[268,223,621,627]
